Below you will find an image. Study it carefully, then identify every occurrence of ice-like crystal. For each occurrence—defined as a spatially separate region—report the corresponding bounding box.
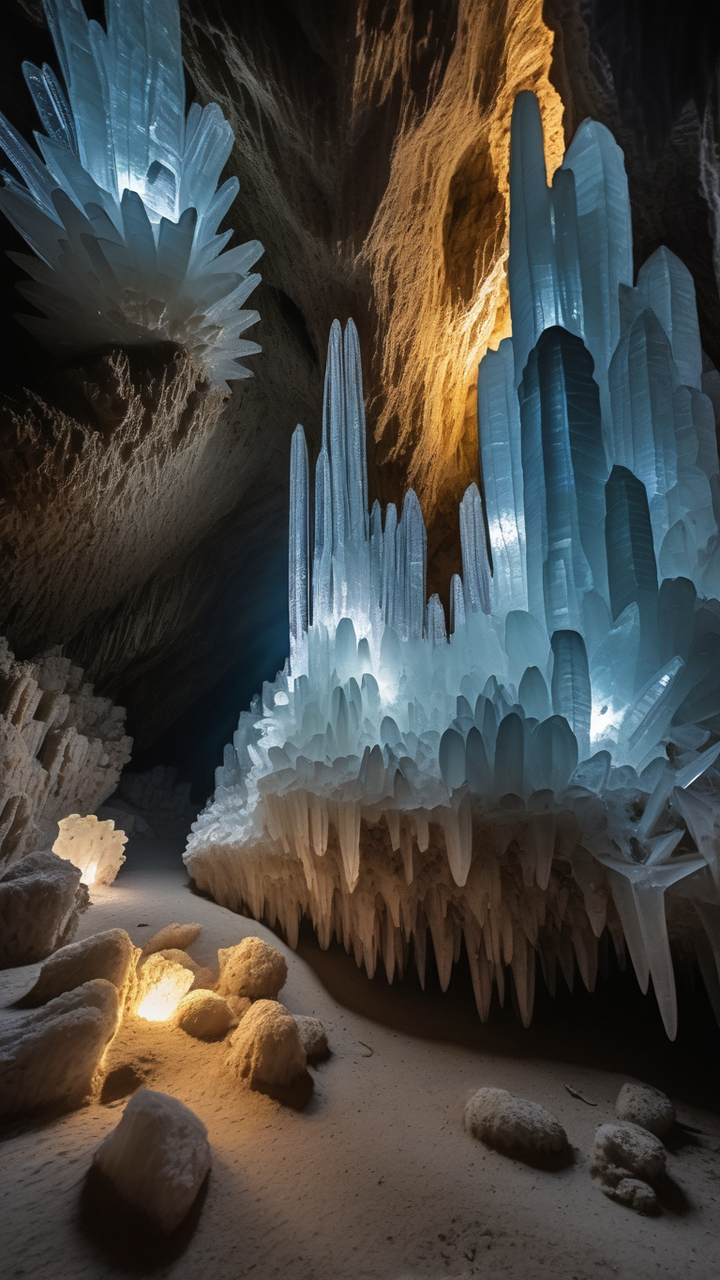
[187,92,720,1038]
[0,0,262,389]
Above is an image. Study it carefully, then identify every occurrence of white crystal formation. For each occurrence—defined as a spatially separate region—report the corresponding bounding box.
[93,1088,211,1231]
[0,0,262,389]
[187,91,720,1039]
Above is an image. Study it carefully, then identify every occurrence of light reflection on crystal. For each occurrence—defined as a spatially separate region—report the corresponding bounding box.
[187,92,720,1038]
[0,0,262,389]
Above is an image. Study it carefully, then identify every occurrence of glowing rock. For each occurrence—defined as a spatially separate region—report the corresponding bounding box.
[135,953,193,1022]
[93,1089,211,1231]
[52,813,127,887]
[0,0,262,390]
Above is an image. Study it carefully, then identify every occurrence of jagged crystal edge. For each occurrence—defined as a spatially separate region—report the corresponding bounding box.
[186,92,720,1038]
[0,0,262,390]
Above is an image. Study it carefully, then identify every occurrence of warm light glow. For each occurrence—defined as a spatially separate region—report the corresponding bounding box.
[135,957,193,1022]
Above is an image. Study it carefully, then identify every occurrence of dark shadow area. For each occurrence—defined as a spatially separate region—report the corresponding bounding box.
[654,1171,693,1216]
[483,1140,574,1173]
[78,1165,208,1270]
[295,922,720,1115]
[100,1064,147,1106]
[251,1069,314,1112]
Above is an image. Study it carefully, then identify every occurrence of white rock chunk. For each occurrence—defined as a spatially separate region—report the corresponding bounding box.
[465,1087,571,1166]
[616,1082,675,1137]
[294,1014,329,1061]
[227,999,306,1089]
[141,922,202,956]
[591,1121,666,1214]
[93,1089,211,1232]
[53,813,127,886]
[0,978,119,1117]
[0,850,88,966]
[217,936,288,1000]
[18,928,137,1007]
[173,990,234,1039]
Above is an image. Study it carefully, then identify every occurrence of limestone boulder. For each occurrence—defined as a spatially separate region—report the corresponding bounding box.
[141,922,202,956]
[592,1121,667,1182]
[591,1121,667,1215]
[93,1089,211,1232]
[173,990,234,1039]
[465,1087,571,1167]
[17,928,138,1007]
[0,979,120,1117]
[217,936,287,1000]
[0,850,88,966]
[616,1083,676,1138]
[227,999,306,1089]
[294,1014,329,1062]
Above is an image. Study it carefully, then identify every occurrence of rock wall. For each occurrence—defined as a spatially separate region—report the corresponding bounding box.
[0,638,132,867]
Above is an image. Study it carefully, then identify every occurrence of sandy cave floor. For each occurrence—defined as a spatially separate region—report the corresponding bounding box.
[1,821,720,1280]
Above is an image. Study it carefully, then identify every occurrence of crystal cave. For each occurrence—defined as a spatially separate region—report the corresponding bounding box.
[187,91,720,1041]
[3,3,720,1276]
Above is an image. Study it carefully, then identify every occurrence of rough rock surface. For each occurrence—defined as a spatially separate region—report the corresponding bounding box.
[294,1015,329,1062]
[615,1083,676,1138]
[172,990,234,1040]
[465,1088,571,1166]
[225,995,252,1024]
[217,936,287,1000]
[592,1122,667,1182]
[0,850,88,966]
[17,928,137,1008]
[93,1088,211,1232]
[141,922,202,957]
[0,979,120,1117]
[0,639,131,867]
[52,813,127,887]
[227,999,306,1089]
[591,1122,667,1215]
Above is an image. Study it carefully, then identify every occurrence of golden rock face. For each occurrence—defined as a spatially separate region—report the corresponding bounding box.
[181,0,564,587]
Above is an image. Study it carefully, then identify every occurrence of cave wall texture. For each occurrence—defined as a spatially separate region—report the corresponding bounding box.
[1,0,720,794]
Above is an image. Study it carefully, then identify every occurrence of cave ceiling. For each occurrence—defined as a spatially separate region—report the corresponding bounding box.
[1,0,719,789]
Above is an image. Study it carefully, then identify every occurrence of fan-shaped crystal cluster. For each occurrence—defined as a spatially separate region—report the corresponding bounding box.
[186,92,720,1038]
[0,0,262,389]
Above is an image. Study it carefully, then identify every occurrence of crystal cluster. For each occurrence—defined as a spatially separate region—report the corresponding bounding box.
[0,0,262,389]
[186,92,720,1037]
